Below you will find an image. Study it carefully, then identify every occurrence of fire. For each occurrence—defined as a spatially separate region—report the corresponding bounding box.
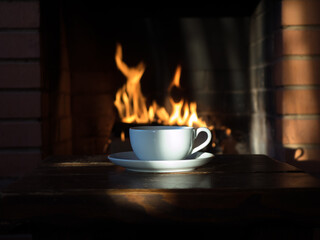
[114,43,213,130]
[114,44,148,123]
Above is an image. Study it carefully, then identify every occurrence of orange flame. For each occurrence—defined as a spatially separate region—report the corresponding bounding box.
[114,43,213,130]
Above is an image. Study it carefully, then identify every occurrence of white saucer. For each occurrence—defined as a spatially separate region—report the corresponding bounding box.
[108,151,214,173]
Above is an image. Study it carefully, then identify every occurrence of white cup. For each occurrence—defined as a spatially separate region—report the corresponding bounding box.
[129,126,212,160]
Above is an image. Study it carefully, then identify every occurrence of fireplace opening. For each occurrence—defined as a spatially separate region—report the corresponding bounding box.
[2,0,320,177]
[42,2,261,157]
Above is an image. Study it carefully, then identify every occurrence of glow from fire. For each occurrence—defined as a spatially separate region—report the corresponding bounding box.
[114,43,213,130]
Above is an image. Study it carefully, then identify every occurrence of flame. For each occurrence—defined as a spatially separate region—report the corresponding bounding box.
[120,131,126,142]
[114,43,148,123]
[114,43,213,130]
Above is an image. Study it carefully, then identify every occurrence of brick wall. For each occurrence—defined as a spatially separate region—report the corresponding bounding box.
[41,1,120,156]
[0,1,41,176]
[61,2,117,155]
[251,0,320,172]
[250,0,279,156]
[275,0,320,172]
[50,15,73,155]
[178,18,251,154]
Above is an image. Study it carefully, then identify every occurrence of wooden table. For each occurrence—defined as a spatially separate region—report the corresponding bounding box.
[1,154,320,238]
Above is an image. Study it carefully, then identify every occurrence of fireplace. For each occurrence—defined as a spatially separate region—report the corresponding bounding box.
[46,3,255,156]
[1,0,320,177]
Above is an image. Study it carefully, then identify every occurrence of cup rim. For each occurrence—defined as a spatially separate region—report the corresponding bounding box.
[130,125,193,131]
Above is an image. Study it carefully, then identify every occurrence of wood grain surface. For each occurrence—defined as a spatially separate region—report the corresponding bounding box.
[1,154,320,231]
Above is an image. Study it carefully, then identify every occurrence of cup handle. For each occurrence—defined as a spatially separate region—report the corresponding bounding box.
[191,127,212,154]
